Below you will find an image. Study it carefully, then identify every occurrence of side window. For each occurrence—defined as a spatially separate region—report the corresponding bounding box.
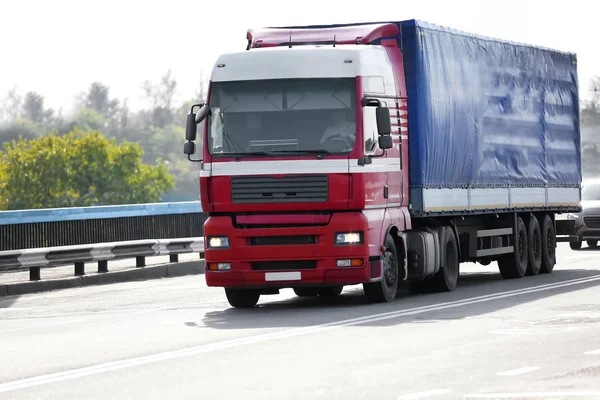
[363,106,378,154]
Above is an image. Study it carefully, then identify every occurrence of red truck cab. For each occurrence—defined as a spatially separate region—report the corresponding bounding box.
[184,23,411,307]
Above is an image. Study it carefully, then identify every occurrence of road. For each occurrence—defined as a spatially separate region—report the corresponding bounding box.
[1,243,600,399]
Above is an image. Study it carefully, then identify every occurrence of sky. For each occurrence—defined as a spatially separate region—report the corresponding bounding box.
[1,0,597,116]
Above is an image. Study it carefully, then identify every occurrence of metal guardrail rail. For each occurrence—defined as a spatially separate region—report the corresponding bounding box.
[0,238,205,281]
[0,202,207,282]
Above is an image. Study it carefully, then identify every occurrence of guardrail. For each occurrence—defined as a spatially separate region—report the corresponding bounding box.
[0,237,205,281]
[0,202,208,282]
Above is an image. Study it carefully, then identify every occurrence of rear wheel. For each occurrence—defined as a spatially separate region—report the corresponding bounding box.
[498,216,528,279]
[363,233,398,303]
[587,240,598,249]
[540,214,556,274]
[570,239,582,250]
[225,288,260,308]
[526,215,542,276]
[429,226,460,292]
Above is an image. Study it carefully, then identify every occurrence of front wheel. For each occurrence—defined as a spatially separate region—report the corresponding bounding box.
[225,288,260,308]
[363,233,399,303]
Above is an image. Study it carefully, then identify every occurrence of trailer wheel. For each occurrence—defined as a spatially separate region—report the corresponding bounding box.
[526,215,542,276]
[498,216,528,279]
[225,288,260,308]
[429,226,460,292]
[569,239,582,250]
[587,240,598,248]
[363,233,398,303]
[540,214,556,274]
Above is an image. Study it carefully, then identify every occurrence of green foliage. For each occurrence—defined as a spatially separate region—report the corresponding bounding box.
[0,128,174,210]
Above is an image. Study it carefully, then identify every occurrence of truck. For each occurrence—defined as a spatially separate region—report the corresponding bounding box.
[183,19,582,308]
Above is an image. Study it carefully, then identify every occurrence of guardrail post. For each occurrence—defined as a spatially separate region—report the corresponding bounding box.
[136,256,145,268]
[30,267,41,281]
[170,254,179,263]
[98,260,108,273]
[74,262,85,276]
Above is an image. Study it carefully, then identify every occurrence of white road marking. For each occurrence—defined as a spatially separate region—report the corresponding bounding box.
[584,349,600,355]
[397,389,452,399]
[496,366,540,376]
[1,274,599,394]
[466,392,600,398]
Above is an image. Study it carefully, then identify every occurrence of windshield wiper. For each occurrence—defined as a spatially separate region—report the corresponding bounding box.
[270,149,333,155]
[217,151,275,157]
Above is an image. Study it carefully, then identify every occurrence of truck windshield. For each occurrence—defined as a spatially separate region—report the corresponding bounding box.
[207,78,356,157]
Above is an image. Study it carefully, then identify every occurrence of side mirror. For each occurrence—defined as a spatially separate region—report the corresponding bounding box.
[185,112,197,141]
[378,135,393,150]
[185,103,209,141]
[376,107,392,135]
[184,141,196,155]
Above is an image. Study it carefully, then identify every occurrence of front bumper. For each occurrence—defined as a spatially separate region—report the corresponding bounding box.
[203,212,379,289]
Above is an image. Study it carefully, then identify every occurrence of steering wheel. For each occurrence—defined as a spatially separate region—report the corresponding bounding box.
[321,133,354,152]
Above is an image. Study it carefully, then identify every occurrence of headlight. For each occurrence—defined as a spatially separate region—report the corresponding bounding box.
[208,236,230,249]
[335,232,363,245]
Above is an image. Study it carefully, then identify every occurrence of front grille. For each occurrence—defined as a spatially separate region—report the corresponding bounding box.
[584,216,600,229]
[251,260,317,271]
[249,235,317,246]
[231,175,328,204]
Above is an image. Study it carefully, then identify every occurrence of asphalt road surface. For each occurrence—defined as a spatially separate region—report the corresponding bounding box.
[1,243,600,399]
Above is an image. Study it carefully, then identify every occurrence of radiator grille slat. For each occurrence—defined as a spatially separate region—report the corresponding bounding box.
[231,175,328,204]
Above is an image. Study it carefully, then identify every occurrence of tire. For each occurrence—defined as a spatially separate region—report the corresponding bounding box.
[363,233,399,303]
[587,240,598,249]
[570,239,582,250]
[540,214,556,274]
[429,226,460,292]
[225,288,260,308]
[526,215,542,276]
[498,216,528,279]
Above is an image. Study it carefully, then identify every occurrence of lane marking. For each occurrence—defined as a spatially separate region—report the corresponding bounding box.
[397,389,452,399]
[496,366,540,376]
[1,274,599,394]
[584,349,600,355]
[466,392,600,398]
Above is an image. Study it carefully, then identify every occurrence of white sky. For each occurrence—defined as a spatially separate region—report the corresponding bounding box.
[0,0,597,115]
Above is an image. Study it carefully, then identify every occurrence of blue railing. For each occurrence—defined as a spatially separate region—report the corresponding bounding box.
[0,202,207,252]
[0,201,204,226]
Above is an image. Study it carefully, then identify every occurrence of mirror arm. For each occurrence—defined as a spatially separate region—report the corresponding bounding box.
[370,149,387,159]
[187,153,203,163]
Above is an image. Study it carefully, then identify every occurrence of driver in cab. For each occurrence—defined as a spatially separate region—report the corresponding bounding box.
[320,108,356,152]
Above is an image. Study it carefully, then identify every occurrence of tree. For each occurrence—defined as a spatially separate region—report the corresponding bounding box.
[0,86,22,124]
[22,92,46,124]
[141,69,178,128]
[0,128,175,210]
